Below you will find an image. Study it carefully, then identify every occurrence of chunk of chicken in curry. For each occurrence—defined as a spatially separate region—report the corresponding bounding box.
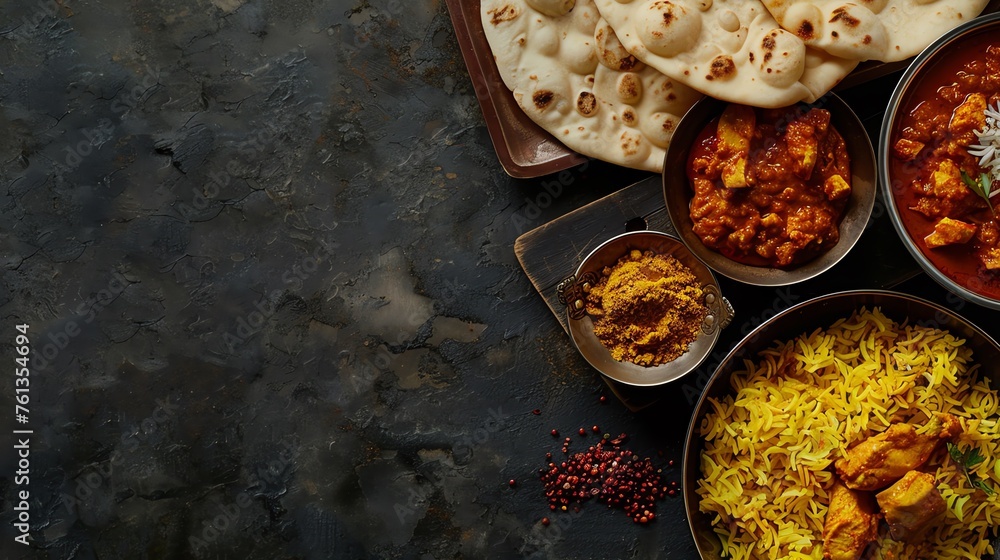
[835,413,961,491]
[894,91,1000,266]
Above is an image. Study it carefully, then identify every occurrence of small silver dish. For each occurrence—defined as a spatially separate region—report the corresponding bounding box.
[663,94,877,286]
[557,230,733,387]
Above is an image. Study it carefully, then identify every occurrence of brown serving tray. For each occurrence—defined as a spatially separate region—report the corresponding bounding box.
[445,0,587,178]
[448,0,1000,179]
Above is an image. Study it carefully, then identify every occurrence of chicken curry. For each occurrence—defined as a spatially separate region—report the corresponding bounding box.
[888,33,1000,300]
[686,103,852,268]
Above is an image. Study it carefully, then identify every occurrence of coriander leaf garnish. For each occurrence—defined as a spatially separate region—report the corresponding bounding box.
[961,170,996,216]
[950,441,965,463]
[973,478,995,495]
[947,442,995,496]
[966,446,987,468]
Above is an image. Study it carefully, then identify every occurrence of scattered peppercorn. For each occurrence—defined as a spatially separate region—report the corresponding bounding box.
[538,432,667,523]
[533,409,541,415]
[541,517,550,526]
[551,429,559,437]
[509,479,517,487]
[600,395,608,404]
[578,428,587,436]
[592,425,600,433]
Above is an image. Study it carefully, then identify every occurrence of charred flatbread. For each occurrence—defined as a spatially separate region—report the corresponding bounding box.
[481,0,704,172]
[592,0,859,108]
[761,0,990,62]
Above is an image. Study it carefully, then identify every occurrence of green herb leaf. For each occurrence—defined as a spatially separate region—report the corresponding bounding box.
[948,442,995,496]
[974,479,995,496]
[961,170,996,215]
[967,447,987,468]
[948,442,965,463]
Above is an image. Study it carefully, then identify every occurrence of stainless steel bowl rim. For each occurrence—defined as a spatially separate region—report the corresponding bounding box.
[663,93,877,287]
[566,230,730,387]
[682,288,1000,559]
[878,11,1000,311]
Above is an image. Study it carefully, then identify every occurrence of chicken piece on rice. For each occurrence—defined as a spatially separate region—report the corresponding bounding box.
[823,481,879,560]
[835,413,961,491]
[876,470,947,543]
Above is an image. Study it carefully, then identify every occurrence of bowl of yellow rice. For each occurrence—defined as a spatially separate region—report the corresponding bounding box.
[684,290,1000,560]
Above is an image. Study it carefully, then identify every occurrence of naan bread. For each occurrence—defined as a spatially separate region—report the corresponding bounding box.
[593,0,859,108]
[761,0,990,62]
[481,0,704,172]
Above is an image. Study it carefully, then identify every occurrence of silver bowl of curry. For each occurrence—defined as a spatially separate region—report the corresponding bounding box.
[663,94,877,286]
[556,230,733,387]
[879,11,1000,310]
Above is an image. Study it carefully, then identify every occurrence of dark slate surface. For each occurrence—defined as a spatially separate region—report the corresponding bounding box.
[1,1,998,559]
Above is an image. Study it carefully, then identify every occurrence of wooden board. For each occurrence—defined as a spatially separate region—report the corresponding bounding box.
[514,176,672,335]
[515,174,924,410]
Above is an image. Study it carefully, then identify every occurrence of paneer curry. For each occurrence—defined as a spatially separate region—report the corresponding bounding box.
[686,104,852,268]
[888,34,1000,299]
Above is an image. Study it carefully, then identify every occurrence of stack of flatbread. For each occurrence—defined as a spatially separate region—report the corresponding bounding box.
[481,0,990,172]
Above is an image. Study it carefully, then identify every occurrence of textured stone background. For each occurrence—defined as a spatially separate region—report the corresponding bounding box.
[1,1,998,559]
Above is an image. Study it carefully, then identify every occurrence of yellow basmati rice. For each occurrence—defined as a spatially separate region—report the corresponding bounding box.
[697,307,1000,560]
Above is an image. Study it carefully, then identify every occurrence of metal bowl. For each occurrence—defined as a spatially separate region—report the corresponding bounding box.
[682,290,1000,559]
[878,11,1000,311]
[663,94,877,286]
[557,230,733,387]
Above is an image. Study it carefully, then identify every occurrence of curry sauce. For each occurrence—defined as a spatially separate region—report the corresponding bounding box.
[888,32,1000,300]
[686,104,852,268]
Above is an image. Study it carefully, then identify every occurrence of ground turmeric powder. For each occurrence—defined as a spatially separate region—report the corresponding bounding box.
[584,249,708,366]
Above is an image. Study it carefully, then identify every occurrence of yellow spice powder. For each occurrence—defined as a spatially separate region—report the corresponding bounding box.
[584,249,708,367]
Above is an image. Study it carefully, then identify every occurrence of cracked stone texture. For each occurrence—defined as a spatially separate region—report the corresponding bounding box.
[0,1,681,558]
[2,0,998,559]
